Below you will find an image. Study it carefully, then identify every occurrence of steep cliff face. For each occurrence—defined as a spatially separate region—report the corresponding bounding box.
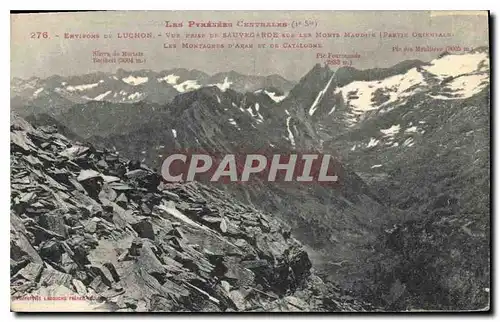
[10,115,370,312]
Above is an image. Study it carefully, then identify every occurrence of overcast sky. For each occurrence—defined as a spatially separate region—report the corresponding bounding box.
[11,11,489,81]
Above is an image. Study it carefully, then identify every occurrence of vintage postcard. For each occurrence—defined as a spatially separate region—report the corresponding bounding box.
[10,11,490,312]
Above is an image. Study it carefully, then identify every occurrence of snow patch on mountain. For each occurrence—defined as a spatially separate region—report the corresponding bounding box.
[158,74,180,85]
[33,88,44,97]
[286,116,296,147]
[228,118,241,130]
[245,103,264,123]
[66,83,99,92]
[128,92,143,100]
[309,73,335,116]
[94,91,112,101]
[335,82,378,116]
[424,52,489,79]
[245,106,255,117]
[174,80,201,93]
[256,114,264,123]
[336,68,425,114]
[403,137,415,147]
[122,75,149,86]
[433,73,489,100]
[264,90,287,103]
[405,126,418,134]
[380,124,400,138]
[333,67,429,126]
[214,77,233,92]
[367,138,380,148]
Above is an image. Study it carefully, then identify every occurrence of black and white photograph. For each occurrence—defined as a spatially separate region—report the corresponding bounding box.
[9,10,491,313]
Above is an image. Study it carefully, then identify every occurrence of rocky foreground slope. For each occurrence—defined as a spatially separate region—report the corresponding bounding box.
[10,115,369,312]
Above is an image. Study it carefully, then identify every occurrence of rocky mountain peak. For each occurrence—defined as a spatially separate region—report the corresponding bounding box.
[299,64,332,84]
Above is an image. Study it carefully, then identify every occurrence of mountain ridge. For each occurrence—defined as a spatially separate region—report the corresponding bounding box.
[11,68,296,112]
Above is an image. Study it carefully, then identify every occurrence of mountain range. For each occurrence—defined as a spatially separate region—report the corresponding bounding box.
[12,46,491,311]
[11,68,294,115]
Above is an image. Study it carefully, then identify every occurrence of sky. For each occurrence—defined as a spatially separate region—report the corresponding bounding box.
[11,11,489,81]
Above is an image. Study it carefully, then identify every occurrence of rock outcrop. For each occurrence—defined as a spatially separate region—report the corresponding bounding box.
[10,115,368,312]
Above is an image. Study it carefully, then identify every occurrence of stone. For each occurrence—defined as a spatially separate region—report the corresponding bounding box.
[59,146,90,160]
[39,240,64,263]
[12,262,44,282]
[115,193,128,208]
[223,257,255,287]
[98,184,118,203]
[125,169,148,180]
[38,212,68,238]
[77,169,101,182]
[131,220,155,240]
[220,218,228,233]
[39,263,72,287]
[228,289,248,311]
